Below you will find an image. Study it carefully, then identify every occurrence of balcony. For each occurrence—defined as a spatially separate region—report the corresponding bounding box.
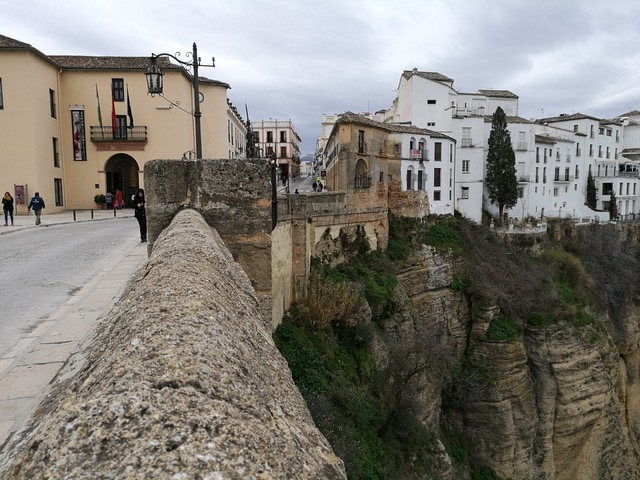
[516,142,528,151]
[517,174,530,183]
[461,138,473,148]
[554,175,574,183]
[90,126,148,143]
[408,149,429,161]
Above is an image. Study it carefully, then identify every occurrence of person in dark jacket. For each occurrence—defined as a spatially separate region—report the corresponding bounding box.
[27,192,45,225]
[2,192,14,226]
[133,188,147,243]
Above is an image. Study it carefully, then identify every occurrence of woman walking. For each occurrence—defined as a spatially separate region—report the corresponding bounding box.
[133,188,147,243]
[2,191,14,226]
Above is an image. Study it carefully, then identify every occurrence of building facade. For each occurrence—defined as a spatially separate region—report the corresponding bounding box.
[360,68,640,224]
[253,119,301,186]
[0,34,246,211]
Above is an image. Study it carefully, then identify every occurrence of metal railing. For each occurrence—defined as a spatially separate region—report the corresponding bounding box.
[90,126,148,142]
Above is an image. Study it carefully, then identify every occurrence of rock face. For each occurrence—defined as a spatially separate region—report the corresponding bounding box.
[2,210,346,479]
[390,245,640,480]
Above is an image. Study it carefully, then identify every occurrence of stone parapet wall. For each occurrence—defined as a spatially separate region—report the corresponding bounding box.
[144,158,274,324]
[2,210,346,479]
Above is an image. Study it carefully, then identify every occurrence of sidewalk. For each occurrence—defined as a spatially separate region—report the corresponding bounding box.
[0,208,148,461]
[0,207,134,235]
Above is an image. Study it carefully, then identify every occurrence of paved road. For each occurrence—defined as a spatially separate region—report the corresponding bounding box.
[0,212,149,457]
[0,218,139,357]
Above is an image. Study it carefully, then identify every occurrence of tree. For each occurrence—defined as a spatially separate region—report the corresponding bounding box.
[609,190,618,219]
[586,171,597,209]
[485,106,518,225]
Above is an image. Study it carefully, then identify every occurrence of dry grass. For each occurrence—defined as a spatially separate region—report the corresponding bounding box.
[297,270,361,330]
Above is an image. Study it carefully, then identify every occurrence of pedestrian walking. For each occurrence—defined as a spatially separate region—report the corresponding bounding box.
[114,189,124,209]
[312,181,317,192]
[105,191,113,210]
[133,188,147,243]
[2,191,14,226]
[27,192,45,225]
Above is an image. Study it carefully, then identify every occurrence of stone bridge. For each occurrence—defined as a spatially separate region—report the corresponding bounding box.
[1,158,399,478]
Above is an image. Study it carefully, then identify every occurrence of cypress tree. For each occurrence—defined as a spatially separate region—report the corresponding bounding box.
[486,106,518,225]
[586,171,597,209]
[609,190,618,219]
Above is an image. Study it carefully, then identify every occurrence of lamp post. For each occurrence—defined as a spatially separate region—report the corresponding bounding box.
[145,42,215,159]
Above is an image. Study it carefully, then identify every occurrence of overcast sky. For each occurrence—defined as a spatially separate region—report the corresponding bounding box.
[5,0,640,156]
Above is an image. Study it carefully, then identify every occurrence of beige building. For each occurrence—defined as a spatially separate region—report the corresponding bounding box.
[0,34,246,211]
[253,119,301,185]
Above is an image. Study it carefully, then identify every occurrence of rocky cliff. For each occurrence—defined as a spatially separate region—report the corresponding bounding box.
[384,226,640,479]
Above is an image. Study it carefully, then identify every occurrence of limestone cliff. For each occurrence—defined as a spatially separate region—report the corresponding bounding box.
[385,241,640,479]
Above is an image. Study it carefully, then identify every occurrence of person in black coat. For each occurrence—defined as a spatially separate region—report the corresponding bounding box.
[2,192,14,226]
[133,188,147,243]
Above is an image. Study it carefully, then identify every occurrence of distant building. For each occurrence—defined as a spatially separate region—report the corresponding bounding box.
[0,34,245,210]
[253,119,301,182]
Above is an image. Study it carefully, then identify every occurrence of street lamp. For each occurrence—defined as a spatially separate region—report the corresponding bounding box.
[145,42,215,159]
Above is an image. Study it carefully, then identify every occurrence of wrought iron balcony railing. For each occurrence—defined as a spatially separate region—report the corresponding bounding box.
[90,126,148,142]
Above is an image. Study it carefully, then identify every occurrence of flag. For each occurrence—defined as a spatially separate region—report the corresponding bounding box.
[111,89,117,133]
[95,84,103,129]
[126,85,134,129]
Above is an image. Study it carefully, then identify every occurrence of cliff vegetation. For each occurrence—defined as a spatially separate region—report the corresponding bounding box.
[274,215,640,480]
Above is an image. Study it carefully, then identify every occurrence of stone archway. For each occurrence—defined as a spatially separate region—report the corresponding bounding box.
[104,154,140,207]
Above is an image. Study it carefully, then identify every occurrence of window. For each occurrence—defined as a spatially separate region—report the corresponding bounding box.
[427,122,435,127]
[462,160,470,173]
[49,89,56,118]
[573,124,578,133]
[52,138,60,167]
[602,183,613,195]
[266,131,274,143]
[536,147,540,163]
[553,187,559,196]
[606,129,612,137]
[433,191,441,201]
[565,167,570,181]
[280,146,286,158]
[406,170,413,190]
[254,131,259,143]
[417,171,424,190]
[112,78,124,102]
[518,187,524,198]
[434,168,441,187]
[114,116,127,139]
[280,131,287,142]
[461,127,472,147]
[575,165,579,179]
[517,132,526,151]
[461,187,469,199]
[0,78,3,109]
[358,130,365,154]
[434,142,442,161]
[54,178,63,206]
[427,99,436,104]
[554,167,560,181]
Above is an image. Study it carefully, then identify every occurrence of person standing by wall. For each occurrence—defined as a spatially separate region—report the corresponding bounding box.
[105,191,113,210]
[27,192,45,225]
[134,188,147,243]
[2,191,14,226]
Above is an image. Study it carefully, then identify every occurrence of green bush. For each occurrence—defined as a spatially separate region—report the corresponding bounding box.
[485,316,522,342]
[423,221,464,254]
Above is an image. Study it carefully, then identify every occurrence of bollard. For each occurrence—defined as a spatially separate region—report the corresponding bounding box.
[73,210,76,221]
[91,209,94,219]
[113,208,117,218]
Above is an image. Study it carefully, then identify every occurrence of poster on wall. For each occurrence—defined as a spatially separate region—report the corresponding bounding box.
[71,109,86,161]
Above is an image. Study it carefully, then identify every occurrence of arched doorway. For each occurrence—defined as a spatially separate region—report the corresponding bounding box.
[104,154,140,207]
